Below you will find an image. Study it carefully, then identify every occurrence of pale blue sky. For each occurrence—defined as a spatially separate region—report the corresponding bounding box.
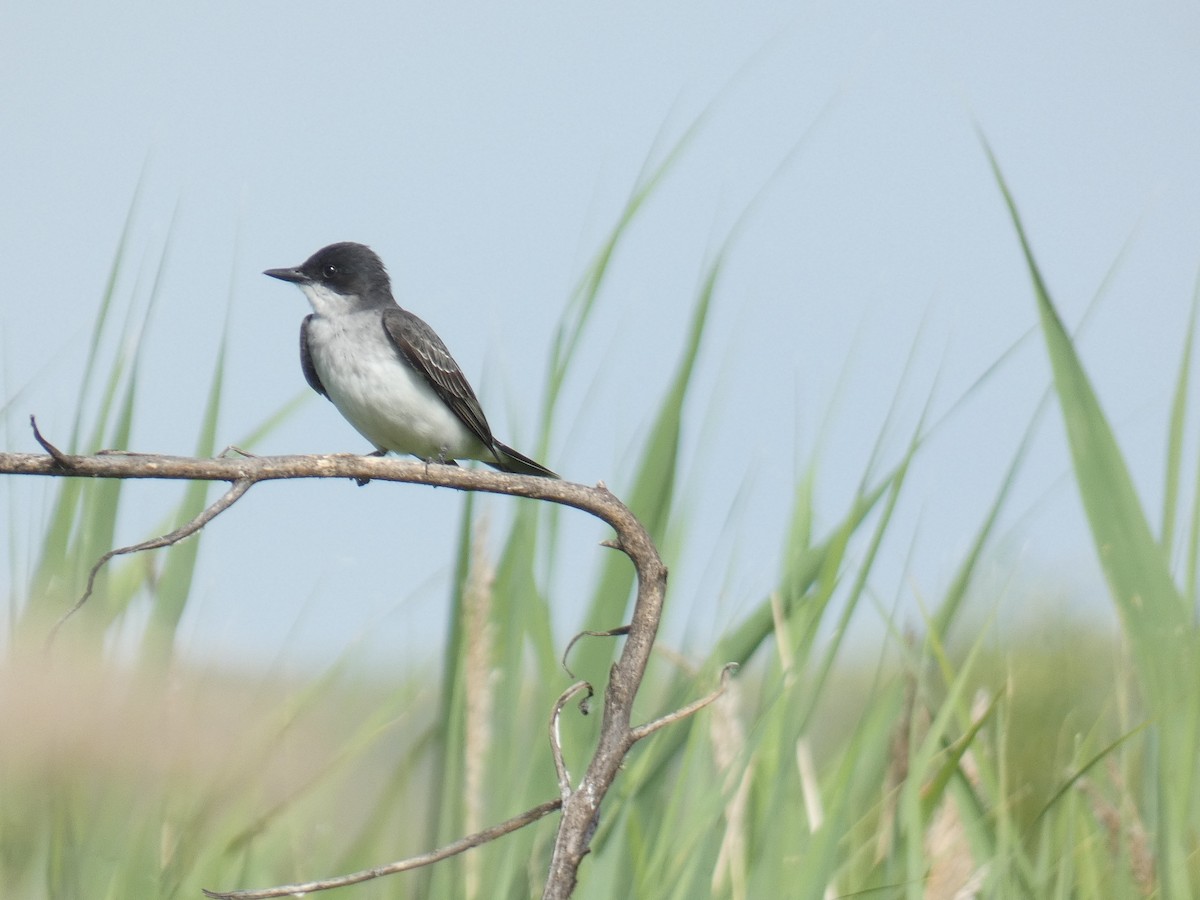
[3,2,1199,668]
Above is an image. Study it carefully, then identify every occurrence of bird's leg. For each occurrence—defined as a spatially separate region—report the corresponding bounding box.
[355,448,388,486]
[423,451,460,479]
[435,448,460,468]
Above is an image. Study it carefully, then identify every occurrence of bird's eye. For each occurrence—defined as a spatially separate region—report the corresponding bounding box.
[323,264,339,279]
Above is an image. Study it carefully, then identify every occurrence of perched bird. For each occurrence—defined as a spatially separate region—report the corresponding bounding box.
[264,242,557,478]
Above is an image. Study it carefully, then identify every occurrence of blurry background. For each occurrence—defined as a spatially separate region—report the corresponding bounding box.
[2,2,1198,667]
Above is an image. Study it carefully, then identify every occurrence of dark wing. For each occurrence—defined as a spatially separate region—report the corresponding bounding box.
[300,315,327,397]
[381,307,495,448]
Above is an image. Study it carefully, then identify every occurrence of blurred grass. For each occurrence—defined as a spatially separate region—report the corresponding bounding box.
[4,142,1200,900]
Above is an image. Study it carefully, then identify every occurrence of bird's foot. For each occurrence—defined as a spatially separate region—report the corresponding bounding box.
[356,448,389,486]
[422,453,460,480]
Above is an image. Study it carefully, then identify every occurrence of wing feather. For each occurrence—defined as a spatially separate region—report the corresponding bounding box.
[300,315,327,397]
[380,307,495,449]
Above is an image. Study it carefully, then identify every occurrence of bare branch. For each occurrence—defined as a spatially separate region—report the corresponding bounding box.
[201,799,563,900]
[2,423,710,900]
[560,626,630,678]
[0,446,613,509]
[550,681,594,800]
[541,523,669,899]
[46,478,254,646]
[30,415,73,466]
[628,663,739,744]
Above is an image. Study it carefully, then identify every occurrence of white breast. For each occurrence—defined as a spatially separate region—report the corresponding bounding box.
[306,311,485,462]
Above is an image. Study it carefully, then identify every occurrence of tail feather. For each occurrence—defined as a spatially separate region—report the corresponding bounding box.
[490,441,559,479]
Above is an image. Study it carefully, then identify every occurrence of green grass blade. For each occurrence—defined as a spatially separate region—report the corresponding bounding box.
[68,169,145,451]
[985,137,1199,897]
[930,398,1041,641]
[986,143,1192,691]
[140,323,226,669]
[539,111,711,447]
[18,212,154,636]
[417,493,479,900]
[1162,287,1197,561]
[716,473,892,669]
[72,362,139,630]
[1031,722,1150,825]
[1184,268,1200,597]
[570,255,718,687]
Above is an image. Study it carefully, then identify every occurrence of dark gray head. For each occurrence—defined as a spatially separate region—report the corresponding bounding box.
[264,242,394,313]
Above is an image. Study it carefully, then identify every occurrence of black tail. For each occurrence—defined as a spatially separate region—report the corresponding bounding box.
[490,441,559,479]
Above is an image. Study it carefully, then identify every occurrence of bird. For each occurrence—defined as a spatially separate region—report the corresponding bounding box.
[264,241,558,478]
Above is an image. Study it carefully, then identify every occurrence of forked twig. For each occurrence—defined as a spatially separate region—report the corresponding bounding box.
[550,682,594,799]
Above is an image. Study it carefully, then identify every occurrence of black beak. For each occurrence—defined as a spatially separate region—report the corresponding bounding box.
[263,266,307,284]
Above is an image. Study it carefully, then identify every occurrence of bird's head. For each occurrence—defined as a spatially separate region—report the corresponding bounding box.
[264,242,393,315]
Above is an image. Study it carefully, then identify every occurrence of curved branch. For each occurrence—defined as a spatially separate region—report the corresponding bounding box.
[560,626,630,679]
[46,477,254,645]
[628,662,739,744]
[201,799,564,899]
[2,427,675,900]
[550,681,594,800]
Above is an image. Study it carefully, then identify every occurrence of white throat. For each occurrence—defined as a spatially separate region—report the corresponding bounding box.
[300,281,359,317]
